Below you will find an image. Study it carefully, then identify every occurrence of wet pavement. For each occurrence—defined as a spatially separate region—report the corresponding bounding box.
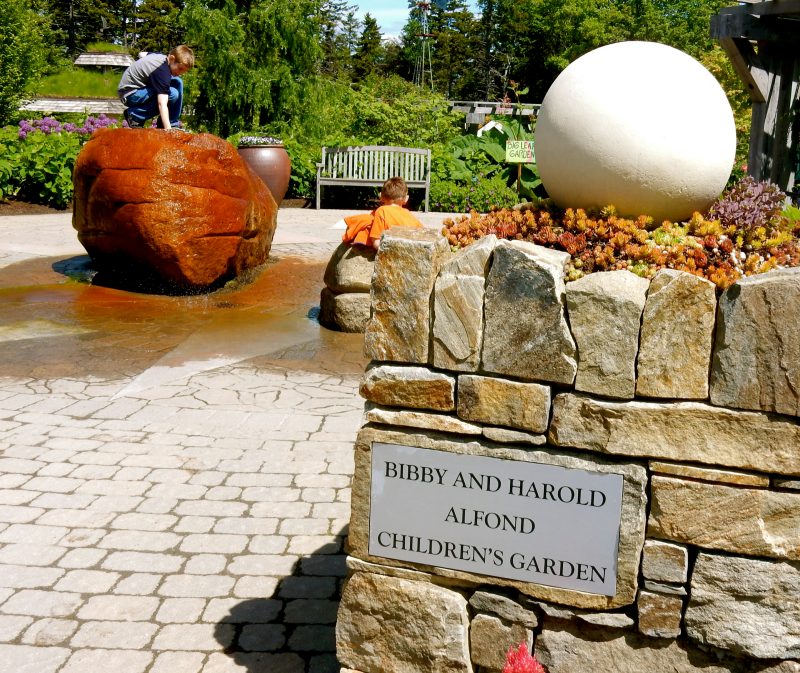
[0,207,457,673]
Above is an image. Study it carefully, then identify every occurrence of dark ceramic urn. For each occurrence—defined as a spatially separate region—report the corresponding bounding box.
[237,145,291,206]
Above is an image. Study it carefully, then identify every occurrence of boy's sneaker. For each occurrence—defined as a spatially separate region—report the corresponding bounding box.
[124,110,143,128]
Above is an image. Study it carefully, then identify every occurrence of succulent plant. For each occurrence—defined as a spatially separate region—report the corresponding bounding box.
[440,177,800,289]
[708,176,786,232]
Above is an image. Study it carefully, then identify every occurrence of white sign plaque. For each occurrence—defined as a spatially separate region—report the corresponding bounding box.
[369,443,624,596]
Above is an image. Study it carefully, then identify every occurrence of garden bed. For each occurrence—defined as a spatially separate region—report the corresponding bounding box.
[0,199,68,216]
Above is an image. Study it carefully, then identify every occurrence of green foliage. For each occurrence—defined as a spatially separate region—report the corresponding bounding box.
[353,13,382,81]
[474,0,734,101]
[699,46,751,186]
[428,0,483,100]
[243,75,462,198]
[343,75,462,147]
[182,0,323,137]
[281,138,319,201]
[45,0,114,56]
[621,0,731,60]
[137,0,184,54]
[0,0,51,125]
[433,117,542,199]
[35,67,119,98]
[319,0,359,81]
[85,41,131,53]
[430,174,520,212]
[784,204,800,226]
[0,126,83,208]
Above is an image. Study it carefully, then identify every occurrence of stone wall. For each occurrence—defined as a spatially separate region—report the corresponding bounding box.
[336,226,800,673]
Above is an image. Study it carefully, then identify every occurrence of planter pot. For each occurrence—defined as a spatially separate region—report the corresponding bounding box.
[237,145,291,207]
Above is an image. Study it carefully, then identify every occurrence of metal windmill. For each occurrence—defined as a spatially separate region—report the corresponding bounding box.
[408,0,447,90]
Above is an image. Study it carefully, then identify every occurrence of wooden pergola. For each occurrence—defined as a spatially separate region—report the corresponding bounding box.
[711,0,800,198]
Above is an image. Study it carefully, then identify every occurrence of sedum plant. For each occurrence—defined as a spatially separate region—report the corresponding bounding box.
[708,175,786,232]
[441,178,800,289]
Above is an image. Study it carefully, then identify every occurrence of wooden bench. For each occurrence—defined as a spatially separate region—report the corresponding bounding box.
[316,145,431,212]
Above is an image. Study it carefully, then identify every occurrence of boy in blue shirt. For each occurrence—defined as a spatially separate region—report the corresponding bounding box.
[118,45,194,130]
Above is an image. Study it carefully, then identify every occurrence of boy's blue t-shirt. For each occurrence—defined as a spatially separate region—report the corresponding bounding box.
[148,62,172,95]
[118,53,172,101]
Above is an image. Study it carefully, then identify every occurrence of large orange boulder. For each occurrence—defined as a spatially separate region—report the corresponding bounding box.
[73,128,277,289]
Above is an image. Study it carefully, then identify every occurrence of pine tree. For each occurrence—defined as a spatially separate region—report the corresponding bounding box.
[430,0,482,99]
[46,0,112,55]
[137,0,183,53]
[318,0,357,80]
[352,13,382,81]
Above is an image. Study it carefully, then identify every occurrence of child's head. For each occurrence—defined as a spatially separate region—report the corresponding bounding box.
[168,45,195,76]
[380,177,409,206]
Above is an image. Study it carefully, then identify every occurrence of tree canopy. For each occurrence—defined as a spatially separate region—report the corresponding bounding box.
[0,0,50,122]
[3,0,745,135]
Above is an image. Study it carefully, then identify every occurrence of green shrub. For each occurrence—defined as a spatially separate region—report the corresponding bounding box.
[0,115,118,209]
[282,138,320,200]
[0,0,50,124]
[430,175,521,213]
[0,129,82,208]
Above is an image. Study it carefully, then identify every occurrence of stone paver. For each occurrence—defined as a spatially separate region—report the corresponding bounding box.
[0,207,438,670]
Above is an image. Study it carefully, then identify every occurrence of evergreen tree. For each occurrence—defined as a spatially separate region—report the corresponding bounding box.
[318,0,357,80]
[181,0,323,136]
[477,0,732,103]
[341,10,361,58]
[46,0,115,55]
[394,10,423,83]
[429,0,482,99]
[137,0,183,53]
[353,13,382,81]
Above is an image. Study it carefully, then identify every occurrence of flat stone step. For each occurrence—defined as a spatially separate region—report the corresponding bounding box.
[74,53,134,67]
[19,98,124,114]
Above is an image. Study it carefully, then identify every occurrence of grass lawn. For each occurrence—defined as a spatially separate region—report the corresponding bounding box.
[35,68,121,98]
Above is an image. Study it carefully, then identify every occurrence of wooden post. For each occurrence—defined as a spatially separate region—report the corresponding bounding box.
[712,3,800,196]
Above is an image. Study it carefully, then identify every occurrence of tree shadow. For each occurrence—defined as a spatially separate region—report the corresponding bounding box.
[214,526,348,673]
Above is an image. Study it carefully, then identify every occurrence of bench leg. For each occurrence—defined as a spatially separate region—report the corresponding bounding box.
[316,182,321,209]
[424,189,429,213]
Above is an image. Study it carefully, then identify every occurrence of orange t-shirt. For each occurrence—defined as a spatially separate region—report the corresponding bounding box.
[342,204,423,248]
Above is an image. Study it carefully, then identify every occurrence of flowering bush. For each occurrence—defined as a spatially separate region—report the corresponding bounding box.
[0,115,120,208]
[18,115,118,139]
[442,179,800,289]
[503,642,546,673]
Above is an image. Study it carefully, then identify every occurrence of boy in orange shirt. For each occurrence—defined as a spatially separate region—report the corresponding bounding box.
[342,177,423,250]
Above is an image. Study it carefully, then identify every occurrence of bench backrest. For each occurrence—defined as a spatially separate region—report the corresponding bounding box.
[319,146,430,182]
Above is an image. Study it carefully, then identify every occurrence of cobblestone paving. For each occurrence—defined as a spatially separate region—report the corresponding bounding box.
[0,228,370,672]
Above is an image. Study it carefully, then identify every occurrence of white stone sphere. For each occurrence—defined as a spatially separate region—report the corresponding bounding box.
[534,41,736,222]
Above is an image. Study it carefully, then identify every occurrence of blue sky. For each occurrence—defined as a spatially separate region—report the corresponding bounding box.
[352,1,480,39]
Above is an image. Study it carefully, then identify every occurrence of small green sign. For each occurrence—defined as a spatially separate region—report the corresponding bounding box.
[506,140,535,163]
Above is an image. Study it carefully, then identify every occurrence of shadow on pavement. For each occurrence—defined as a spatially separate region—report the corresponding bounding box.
[214,527,348,673]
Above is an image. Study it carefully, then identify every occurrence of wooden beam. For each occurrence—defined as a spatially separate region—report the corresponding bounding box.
[744,0,800,16]
[711,11,800,41]
[718,36,768,101]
